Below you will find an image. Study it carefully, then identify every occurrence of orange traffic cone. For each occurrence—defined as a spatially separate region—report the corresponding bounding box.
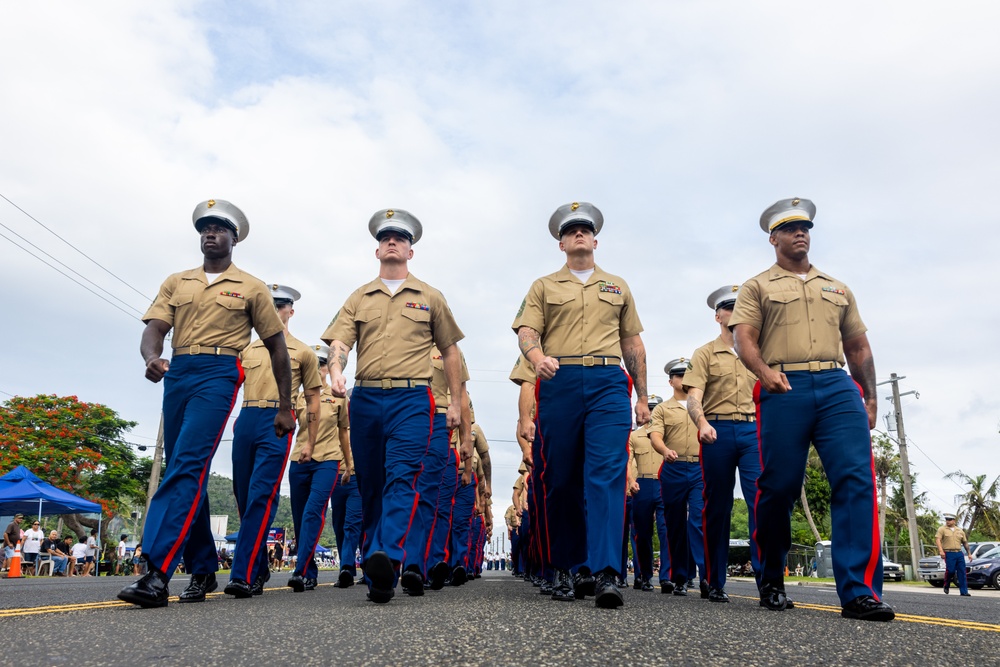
[6,541,23,578]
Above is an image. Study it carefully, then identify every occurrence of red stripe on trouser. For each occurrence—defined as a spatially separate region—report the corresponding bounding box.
[244,424,294,581]
[299,460,340,576]
[396,387,434,560]
[424,428,454,565]
[699,435,713,586]
[620,367,633,576]
[854,378,882,600]
[160,357,244,572]
[751,380,764,577]
[443,449,459,562]
[533,380,552,564]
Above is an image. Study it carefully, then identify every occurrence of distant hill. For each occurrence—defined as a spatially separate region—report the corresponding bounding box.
[207,472,337,549]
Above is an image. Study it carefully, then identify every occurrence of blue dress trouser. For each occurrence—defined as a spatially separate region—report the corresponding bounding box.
[535,365,632,575]
[943,551,968,594]
[528,434,551,580]
[405,413,450,575]
[450,472,477,568]
[632,477,669,582]
[289,459,340,579]
[427,448,459,569]
[470,515,484,571]
[145,354,243,577]
[620,494,635,578]
[518,509,532,575]
[510,526,521,574]
[701,420,761,589]
[754,369,883,604]
[330,475,362,575]
[230,406,293,584]
[660,460,706,584]
[350,385,434,583]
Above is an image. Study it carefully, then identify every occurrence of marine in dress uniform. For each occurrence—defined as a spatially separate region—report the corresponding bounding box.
[683,285,762,602]
[421,346,472,591]
[287,344,352,592]
[650,359,707,598]
[450,427,483,584]
[322,209,465,604]
[512,202,649,609]
[629,395,670,592]
[509,356,548,589]
[729,197,893,621]
[226,284,322,598]
[120,199,294,608]
[936,514,972,595]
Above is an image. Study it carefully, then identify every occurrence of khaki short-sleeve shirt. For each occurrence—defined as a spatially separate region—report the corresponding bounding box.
[240,333,321,402]
[729,264,866,366]
[629,425,662,476]
[935,525,969,551]
[472,422,489,458]
[321,274,464,380]
[628,448,639,483]
[650,398,700,458]
[509,356,537,386]
[292,384,349,462]
[430,345,471,410]
[513,474,525,493]
[682,336,757,415]
[511,264,643,358]
[505,505,519,529]
[144,264,284,351]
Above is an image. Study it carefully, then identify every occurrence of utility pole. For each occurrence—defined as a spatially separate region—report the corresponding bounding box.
[878,373,920,579]
[142,413,165,537]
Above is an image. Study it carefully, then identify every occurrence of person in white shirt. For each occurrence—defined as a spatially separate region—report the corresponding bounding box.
[116,535,127,575]
[70,536,89,575]
[22,520,44,572]
[83,529,98,576]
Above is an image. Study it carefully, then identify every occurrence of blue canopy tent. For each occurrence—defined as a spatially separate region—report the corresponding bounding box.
[0,465,103,573]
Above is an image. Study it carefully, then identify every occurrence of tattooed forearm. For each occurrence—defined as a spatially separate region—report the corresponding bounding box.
[687,391,706,426]
[622,336,647,398]
[332,341,350,372]
[843,333,877,401]
[518,327,542,361]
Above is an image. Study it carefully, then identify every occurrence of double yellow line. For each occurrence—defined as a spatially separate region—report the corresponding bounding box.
[730,595,1000,633]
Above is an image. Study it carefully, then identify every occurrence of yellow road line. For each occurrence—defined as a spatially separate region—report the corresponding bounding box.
[731,595,1000,632]
[0,584,334,619]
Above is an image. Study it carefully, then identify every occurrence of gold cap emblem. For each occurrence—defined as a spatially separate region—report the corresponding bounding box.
[731,285,739,292]
[272,284,279,291]
[207,199,216,208]
[571,202,580,211]
[386,209,395,218]
[792,198,800,206]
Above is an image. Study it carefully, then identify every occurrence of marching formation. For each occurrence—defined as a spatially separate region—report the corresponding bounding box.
[118,195,895,623]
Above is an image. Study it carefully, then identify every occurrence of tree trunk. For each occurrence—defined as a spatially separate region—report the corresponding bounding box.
[801,483,822,542]
[62,514,100,539]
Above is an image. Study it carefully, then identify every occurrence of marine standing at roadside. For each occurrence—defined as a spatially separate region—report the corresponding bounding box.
[322,209,465,604]
[287,344,352,593]
[683,285,761,602]
[936,514,972,596]
[226,284,322,598]
[650,359,706,598]
[730,197,893,621]
[513,202,649,609]
[120,199,293,608]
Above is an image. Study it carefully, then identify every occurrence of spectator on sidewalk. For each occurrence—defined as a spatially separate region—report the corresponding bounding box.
[22,520,44,572]
[116,535,127,575]
[41,531,69,576]
[70,536,89,576]
[3,513,24,570]
[83,529,98,576]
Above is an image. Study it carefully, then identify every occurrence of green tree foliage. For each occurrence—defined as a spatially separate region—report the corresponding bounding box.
[0,394,142,517]
[730,498,750,540]
[946,471,1000,538]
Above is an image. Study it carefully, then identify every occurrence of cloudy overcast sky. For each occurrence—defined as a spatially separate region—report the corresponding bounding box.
[2,1,998,526]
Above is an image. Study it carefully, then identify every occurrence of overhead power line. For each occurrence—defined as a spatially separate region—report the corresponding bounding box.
[0,192,153,302]
[0,229,143,322]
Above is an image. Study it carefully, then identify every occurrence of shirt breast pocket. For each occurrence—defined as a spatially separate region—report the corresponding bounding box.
[241,358,263,373]
[168,292,195,313]
[215,294,247,330]
[400,307,431,343]
[819,291,847,326]
[354,309,382,339]
[709,360,733,377]
[767,292,802,326]
[545,293,577,328]
[596,292,624,324]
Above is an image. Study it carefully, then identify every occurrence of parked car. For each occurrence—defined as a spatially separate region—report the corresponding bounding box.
[966,546,1000,590]
[918,541,1000,587]
[882,558,904,582]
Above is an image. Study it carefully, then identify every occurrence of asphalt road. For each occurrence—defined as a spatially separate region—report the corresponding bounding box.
[1,571,997,666]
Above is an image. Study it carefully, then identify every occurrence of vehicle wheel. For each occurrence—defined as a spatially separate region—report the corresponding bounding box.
[929,580,943,587]
[990,571,1000,590]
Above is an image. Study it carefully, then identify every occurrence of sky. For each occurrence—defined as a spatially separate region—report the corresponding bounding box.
[2,1,999,534]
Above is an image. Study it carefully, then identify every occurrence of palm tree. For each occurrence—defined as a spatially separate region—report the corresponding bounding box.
[872,435,900,549]
[946,471,1000,537]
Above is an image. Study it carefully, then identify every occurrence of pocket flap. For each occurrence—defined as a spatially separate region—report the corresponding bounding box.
[401,308,431,323]
[545,293,576,306]
[215,295,246,310]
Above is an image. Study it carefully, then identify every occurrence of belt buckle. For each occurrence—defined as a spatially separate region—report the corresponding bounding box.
[213,347,222,356]
[809,361,821,372]
[582,355,595,367]
[189,345,201,355]
[381,379,393,390]
[258,400,268,409]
